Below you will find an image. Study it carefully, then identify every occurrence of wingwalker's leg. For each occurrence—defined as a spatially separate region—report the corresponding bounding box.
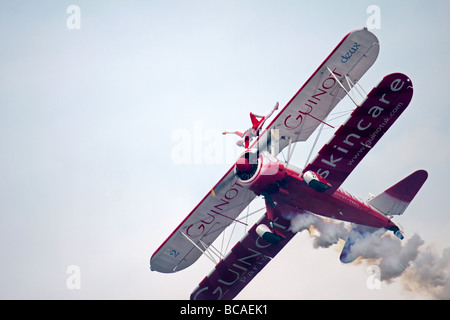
[256,192,285,245]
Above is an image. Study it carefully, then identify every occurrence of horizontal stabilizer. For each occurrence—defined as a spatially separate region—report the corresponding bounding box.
[368,170,428,216]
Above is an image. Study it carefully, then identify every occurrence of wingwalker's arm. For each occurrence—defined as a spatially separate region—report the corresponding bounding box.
[222,130,244,138]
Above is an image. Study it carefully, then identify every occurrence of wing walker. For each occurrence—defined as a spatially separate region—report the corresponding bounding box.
[150,28,428,300]
[222,101,279,148]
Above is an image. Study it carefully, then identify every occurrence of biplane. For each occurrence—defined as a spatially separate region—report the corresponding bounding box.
[150,28,428,300]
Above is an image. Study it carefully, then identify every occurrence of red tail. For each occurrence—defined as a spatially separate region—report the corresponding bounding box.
[368,170,428,216]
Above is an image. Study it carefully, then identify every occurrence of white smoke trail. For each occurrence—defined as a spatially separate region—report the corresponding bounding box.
[402,246,450,299]
[349,231,424,282]
[288,212,348,248]
[288,212,450,299]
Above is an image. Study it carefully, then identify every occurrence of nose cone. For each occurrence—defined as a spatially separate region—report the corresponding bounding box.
[236,157,252,173]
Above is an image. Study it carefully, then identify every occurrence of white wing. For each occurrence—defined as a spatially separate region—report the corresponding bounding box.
[256,28,379,155]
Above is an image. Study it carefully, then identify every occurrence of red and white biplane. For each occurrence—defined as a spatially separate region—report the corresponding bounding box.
[150,28,428,300]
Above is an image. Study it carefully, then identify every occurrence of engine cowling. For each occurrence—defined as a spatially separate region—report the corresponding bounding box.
[303,170,331,192]
[234,150,286,194]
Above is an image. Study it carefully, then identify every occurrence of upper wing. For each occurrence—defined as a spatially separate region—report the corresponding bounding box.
[303,73,414,194]
[190,207,297,300]
[255,28,379,155]
[150,167,256,273]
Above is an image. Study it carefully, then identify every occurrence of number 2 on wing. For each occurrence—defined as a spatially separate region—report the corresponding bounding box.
[169,250,179,258]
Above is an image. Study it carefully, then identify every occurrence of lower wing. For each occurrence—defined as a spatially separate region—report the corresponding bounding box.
[190,207,297,300]
[303,72,414,194]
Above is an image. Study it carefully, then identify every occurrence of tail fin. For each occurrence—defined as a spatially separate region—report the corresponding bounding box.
[368,170,428,216]
[340,170,428,264]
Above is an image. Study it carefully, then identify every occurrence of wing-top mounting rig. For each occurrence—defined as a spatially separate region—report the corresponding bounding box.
[222,101,279,148]
[150,28,428,300]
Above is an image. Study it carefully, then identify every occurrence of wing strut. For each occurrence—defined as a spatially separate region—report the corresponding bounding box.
[326,66,362,107]
[345,75,368,99]
[180,232,224,266]
[304,122,325,169]
[286,137,292,165]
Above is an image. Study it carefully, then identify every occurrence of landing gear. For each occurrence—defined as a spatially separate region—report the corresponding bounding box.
[255,192,285,245]
[389,225,404,240]
[394,230,404,240]
[256,224,285,245]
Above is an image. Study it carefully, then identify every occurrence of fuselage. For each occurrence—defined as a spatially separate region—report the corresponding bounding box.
[235,150,397,231]
[272,167,397,230]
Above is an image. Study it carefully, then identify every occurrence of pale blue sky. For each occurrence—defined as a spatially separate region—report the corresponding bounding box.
[0,0,449,299]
